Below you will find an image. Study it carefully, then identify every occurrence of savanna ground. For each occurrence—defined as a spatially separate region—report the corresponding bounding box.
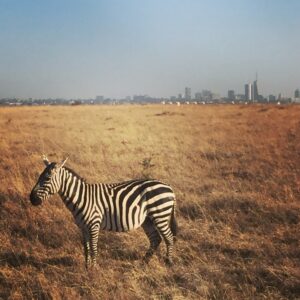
[0,104,299,300]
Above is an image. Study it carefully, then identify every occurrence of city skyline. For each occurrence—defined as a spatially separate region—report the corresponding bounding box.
[2,81,299,103]
[0,1,299,99]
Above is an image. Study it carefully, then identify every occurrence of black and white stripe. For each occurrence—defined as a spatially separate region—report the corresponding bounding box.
[30,157,177,267]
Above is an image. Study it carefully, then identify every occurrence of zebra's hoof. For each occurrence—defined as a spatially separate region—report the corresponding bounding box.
[142,256,151,264]
[164,257,173,267]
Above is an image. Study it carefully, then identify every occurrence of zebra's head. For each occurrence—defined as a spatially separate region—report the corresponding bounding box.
[30,155,68,206]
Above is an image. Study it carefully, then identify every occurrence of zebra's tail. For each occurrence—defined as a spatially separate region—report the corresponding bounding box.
[170,200,178,242]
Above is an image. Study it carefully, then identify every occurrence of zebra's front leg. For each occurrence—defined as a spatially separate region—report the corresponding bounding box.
[89,224,100,267]
[82,229,91,269]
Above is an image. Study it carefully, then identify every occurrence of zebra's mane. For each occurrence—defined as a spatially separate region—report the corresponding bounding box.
[63,166,87,183]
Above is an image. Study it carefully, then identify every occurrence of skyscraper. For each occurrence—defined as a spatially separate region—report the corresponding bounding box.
[295,89,300,98]
[245,83,252,101]
[185,87,191,101]
[253,80,258,101]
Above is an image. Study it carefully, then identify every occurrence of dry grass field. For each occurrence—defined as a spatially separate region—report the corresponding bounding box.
[0,104,299,299]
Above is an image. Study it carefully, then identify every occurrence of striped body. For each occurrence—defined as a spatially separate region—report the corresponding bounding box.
[30,161,177,267]
[59,170,175,232]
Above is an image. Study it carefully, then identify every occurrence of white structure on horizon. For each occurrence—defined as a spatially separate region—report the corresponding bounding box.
[245,83,252,101]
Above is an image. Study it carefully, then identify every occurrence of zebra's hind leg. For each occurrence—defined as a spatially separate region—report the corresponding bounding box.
[153,219,174,266]
[142,217,162,263]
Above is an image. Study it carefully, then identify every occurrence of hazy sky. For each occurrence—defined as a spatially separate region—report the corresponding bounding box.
[0,0,299,99]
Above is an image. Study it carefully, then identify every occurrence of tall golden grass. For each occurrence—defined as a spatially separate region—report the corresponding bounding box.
[0,104,299,299]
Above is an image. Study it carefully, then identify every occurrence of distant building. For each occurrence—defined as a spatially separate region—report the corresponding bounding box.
[133,95,148,102]
[268,95,276,102]
[202,89,212,101]
[95,95,104,103]
[245,83,252,101]
[278,93,282,101]
[236,94,245,101]
[257,95,265,102]
[195,92,202,100]
[294,89,300,103]
[212,93,220,101]
[253,80,259,101]
[178,93,183,101]
[185,87,191,101]
[228,90,235,100]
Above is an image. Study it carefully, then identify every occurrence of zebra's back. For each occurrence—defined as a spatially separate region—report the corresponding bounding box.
[100,179,175,232]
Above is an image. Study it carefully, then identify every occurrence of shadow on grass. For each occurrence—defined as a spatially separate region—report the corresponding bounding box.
[110,248,140,261]
[179,202,205,220]
[98,231,141,261]
[0,251,75,269]
[0,272,12,300]
[200,241,259,259]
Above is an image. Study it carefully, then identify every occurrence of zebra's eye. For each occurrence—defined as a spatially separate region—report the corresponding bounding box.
[45,172,52,179]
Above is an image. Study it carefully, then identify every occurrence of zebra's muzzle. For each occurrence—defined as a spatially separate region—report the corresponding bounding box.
[30,190,42,206]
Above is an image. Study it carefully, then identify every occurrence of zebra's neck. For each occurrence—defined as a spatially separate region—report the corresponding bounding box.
[57,168,107,226]
[58,168,86,206]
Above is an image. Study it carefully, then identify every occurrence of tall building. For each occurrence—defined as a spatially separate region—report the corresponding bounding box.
[295,89,300,98]
[245,83,252,101]
[252,72,259,101]
[185,87,191,101]
[253,80,259,101]
[228,90,235,100]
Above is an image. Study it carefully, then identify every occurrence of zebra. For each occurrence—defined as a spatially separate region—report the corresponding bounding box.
[30,156,177,268]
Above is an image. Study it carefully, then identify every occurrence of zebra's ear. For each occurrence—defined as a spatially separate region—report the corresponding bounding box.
[42,154,50,166]
[56,157,68,169]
